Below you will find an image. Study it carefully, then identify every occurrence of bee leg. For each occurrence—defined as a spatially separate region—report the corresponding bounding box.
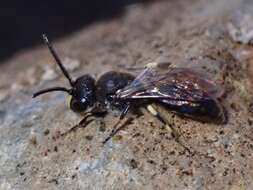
[61,104,108,137]
[102,104,132,144]
[146,105,192,154]
[61,113,94,137]
[102,117,133,144]
[146,105,177,135]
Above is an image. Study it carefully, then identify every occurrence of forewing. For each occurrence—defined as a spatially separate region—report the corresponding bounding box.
[117,63,223,101]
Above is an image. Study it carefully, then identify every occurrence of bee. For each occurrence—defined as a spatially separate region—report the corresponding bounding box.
[33,34,226,144]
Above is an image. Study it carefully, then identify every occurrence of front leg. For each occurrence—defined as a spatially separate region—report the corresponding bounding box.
[61,104,108,137]
[60,113,94,137]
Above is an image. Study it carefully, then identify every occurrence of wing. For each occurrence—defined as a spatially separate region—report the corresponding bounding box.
[116,62,224,102]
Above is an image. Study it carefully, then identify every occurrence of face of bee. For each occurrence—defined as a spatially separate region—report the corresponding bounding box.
[67,75,96,113]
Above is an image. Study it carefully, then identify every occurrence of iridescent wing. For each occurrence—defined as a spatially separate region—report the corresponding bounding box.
[116,62,226,123]
[116,62,223,102]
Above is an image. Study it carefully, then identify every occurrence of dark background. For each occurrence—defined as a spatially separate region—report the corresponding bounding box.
[0,0,148,62]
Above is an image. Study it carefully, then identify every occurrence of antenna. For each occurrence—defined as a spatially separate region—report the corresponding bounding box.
[42,34,74,86]
[33,87,72,98]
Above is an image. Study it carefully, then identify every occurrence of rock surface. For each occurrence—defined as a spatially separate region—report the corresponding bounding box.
[1,0,253,189]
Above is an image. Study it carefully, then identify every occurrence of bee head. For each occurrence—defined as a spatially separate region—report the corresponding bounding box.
[33,34,96,113]
[68,75,96,113]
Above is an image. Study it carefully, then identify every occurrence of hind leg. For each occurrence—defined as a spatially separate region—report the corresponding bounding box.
[144,104,192,154]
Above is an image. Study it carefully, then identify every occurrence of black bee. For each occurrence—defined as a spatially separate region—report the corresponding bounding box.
[33,34,226,144]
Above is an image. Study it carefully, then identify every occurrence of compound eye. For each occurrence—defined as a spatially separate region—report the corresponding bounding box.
[69,97,88,113]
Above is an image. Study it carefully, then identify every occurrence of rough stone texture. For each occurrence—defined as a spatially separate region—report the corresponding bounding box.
[1,0,253,189]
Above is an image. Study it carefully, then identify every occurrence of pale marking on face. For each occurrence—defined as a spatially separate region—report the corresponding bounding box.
[66,95,72,108]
